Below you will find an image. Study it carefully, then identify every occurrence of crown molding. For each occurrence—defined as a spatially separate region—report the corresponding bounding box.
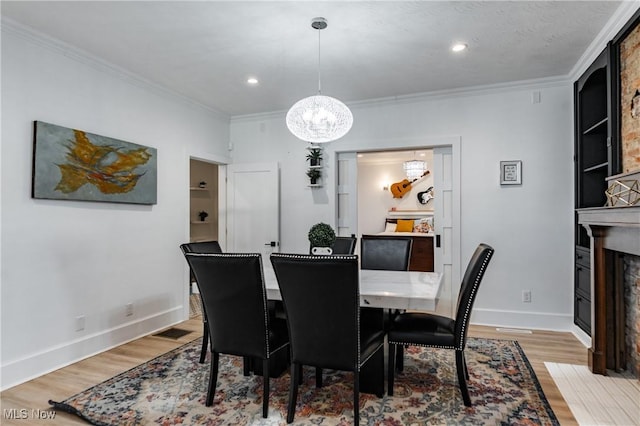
[231,75,570,123]
[1,17,230,122]
[569,1,640,81]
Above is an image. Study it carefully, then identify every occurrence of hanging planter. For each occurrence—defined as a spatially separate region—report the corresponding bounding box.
[306,168,321,185]
[306,147,323,167]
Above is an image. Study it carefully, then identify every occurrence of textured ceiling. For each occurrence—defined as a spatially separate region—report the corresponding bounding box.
[1,1,622,117]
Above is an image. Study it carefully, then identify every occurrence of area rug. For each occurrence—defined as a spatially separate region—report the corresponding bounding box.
[50,337,558,425]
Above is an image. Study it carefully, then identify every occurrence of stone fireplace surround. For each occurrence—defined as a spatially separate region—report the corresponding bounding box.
[578,206,640,378]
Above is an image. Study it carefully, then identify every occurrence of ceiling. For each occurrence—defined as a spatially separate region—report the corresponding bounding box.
[1,1,622,117]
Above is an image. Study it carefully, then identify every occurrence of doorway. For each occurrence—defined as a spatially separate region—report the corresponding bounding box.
[336,141,460,318]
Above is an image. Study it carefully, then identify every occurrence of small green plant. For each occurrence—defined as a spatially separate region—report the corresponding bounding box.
[306,148,323,166]
[306,168,321,184]
[308,222,336,248]
[198,211,209,221]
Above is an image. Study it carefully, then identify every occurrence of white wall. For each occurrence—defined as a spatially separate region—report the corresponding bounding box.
[0,23,229,389]
[231,81,575,331]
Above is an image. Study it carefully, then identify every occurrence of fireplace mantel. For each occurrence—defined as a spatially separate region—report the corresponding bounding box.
[577,206,640,375]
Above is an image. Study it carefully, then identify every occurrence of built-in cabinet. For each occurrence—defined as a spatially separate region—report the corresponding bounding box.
[190,159,218,243]
[573,46,621,335]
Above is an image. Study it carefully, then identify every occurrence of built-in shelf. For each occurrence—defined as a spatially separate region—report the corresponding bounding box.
[190,187,208,191]
[191,221,211,224]
[388,209,434,217]
[583,162,609,173]
[583,117,608,135]
[308,165,322,169]
[308,184,323,188]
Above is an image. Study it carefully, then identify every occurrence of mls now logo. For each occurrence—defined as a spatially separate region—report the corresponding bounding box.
[3,408,56,420]
[3,409,28,419]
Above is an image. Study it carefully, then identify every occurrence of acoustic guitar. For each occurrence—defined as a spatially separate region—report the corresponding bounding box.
[390,171,430,198]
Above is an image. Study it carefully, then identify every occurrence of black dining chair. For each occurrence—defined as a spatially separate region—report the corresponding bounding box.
[332,236,358,254]
[180,241,222,363]
[387,243,495,406]
[360,235,412,271]
[181,251,290,418]
[270,253,385,426]
[360,234,413,369]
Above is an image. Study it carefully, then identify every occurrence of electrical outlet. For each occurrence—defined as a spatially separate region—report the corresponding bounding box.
[125,303,134,317]
[522,290,532,303]
[75,315,85,331]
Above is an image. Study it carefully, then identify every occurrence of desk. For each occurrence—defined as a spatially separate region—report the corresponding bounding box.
[263,265,442,311]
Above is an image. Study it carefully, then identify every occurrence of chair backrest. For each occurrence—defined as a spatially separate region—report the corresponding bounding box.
[182,252,270,358]
[180,241,222,254]
[270,253,360,371]
[454,243,494,349]
[360,235,412,271]
[332,236,357,254]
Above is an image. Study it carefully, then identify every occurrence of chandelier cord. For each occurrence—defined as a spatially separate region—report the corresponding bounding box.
[317,27,322,95]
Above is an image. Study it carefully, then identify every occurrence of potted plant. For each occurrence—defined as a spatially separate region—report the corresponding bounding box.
[198,211,209,222]
[306,147,323,167]
[308,222,336,255]
[306,168,321,185]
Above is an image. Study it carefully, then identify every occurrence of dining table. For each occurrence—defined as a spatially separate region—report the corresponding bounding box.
[262,262,443,312]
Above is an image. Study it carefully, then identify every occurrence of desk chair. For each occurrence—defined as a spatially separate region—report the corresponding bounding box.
[270,253,385,426]
[182,252,289,418]
[387,243,494,406]
[180,241,222,363]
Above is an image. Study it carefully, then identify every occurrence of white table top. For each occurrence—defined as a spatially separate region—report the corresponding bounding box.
[263,264,443,312]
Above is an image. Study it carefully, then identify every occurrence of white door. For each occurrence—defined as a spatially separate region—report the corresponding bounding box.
[432,146,457,317]
[226,162,280,256]
[336,152,358,237]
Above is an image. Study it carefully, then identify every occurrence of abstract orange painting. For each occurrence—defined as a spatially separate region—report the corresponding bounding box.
[32,121,157,204]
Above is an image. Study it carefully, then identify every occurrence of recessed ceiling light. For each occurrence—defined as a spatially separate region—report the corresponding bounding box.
[247,77,259,85]
[451,43,467,52]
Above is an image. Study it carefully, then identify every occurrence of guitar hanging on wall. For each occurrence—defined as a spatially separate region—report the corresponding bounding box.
[390,171,430,198]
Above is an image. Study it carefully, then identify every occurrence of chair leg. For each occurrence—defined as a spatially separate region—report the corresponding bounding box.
[387,343,396,396]
[463,352,469,380]
[353,371,360,426]
[199,319,208,363]
[396,345,404,372]
[455,350,472,406]
[243,357,252,376]
[206,352,219,406]
[262,359,270,418]
[315,367,323,388]
[287,363,300,424]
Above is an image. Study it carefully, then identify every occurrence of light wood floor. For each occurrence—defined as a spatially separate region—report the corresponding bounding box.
[0,320,587,425]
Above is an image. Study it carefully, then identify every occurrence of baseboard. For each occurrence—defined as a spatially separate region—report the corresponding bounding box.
[1,307,185,391]
[570,324,592,348]
[471,308,574,332]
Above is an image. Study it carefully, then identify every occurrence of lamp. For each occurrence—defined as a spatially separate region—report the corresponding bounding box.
[403,157,426,180]
[286,18,353,143]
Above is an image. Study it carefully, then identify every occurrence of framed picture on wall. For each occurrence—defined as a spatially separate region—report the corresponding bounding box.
[32,121,158,204]
[500,160,522,185]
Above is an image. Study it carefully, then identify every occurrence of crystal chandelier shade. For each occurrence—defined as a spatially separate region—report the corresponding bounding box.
[286,95,353,143]
[286,17,353,144]
[403,160,427,180]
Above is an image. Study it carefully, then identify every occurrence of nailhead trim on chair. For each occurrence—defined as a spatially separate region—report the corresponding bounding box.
[185,252,275,356]
[270,253,363,369]
[388,246,494,351]
[455,248,493,350]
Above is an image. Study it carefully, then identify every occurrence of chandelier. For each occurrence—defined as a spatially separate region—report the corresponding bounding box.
[286,18,353,144]
[403,159,427,180]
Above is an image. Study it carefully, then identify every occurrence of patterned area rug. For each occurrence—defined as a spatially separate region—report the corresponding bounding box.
[49,337,558,425]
